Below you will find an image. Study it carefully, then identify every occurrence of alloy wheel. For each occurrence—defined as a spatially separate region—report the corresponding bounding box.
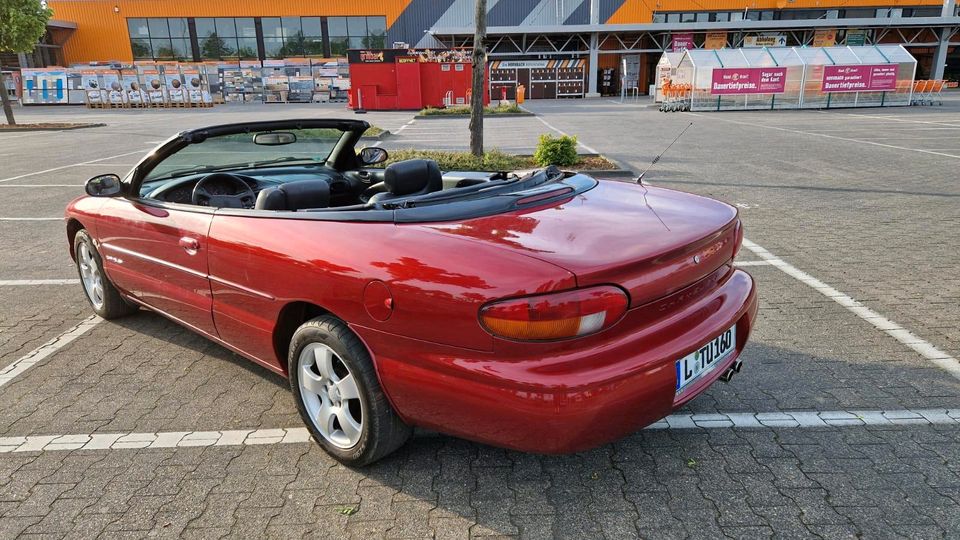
[298,343,364,449]
[78,242,105,310]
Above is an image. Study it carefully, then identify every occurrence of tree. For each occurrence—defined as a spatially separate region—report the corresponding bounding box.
[469,0,486,157]
[0,0,52,125]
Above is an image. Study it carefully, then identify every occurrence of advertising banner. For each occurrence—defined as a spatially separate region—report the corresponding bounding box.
[21,69,68,104]
[704,32,727,50]
[845,30,867,46]
[120,71,144,104]
[711,67,787,95]
[671,33,694,51]
[813,29,837,47]
[181,68,204,103]
[165,70,185,103]
[142,69,165,104]
[101,72,124,104]
[743,34,786,47]
[81,70,103,103]
[821,64,897,92]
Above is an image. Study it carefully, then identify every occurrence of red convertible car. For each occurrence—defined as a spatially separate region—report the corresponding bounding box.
[67,119,757,465]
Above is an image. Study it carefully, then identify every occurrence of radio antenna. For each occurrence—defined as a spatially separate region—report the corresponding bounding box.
[637,122,693,184]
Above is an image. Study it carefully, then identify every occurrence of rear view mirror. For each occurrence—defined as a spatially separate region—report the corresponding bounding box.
[254,132,297,146]
[85,174,123,197]
[359,147,389,166]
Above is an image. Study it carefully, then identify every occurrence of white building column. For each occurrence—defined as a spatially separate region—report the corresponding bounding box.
[587,33,600,96]
[586,0,601,97]
[932,28,950,79]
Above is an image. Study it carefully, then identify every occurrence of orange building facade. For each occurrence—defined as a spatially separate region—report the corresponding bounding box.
[36,0,960,94]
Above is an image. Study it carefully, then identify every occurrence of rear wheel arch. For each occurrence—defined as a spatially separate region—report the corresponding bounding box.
[273,301,334,374]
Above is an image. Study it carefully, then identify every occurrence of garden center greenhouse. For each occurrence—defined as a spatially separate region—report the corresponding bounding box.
[671,45,917,111]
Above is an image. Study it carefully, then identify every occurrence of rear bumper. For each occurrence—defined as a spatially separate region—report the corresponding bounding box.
[358,268,758,454]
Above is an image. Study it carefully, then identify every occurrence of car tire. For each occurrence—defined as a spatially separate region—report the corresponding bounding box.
[74,229,138,319]
[288,315,411,466]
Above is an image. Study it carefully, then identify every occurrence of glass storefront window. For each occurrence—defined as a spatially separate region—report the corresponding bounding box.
[131,38,151,59]
[236,18,256,38]
[128,19,149,38]
[148,19,170,38]
[262,18,283,38]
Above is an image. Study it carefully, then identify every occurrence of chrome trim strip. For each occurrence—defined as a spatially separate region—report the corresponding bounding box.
[101,243,208,279]
[101,242,275,300]
[208,275,276,300]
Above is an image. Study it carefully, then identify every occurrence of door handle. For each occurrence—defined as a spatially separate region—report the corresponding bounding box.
[179,236,200,254]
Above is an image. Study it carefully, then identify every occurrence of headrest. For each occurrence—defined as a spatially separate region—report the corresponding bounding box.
[384,159,442,196]
[280,179,330,209]
[255,180,330,211]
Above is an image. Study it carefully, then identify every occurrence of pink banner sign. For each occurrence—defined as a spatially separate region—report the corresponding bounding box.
[672,33,694,51]
[821,64,898,92]
[710,67,787,95]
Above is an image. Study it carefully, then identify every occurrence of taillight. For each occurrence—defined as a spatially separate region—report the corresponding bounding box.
[479,285,629,341]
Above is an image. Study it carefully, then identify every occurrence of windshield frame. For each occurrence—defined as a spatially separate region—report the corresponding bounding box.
[127,119,370,195]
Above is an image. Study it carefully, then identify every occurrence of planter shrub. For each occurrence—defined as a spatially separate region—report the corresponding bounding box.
[533,134,579,167]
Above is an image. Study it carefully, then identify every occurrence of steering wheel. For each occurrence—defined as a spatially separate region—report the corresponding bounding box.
[359,181,387,204]
[192,172,256,209]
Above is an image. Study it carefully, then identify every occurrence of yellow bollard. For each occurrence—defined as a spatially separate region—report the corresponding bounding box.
[516,84,525,104]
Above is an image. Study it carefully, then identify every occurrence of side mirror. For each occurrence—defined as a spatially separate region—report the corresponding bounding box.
[85,174,123,197]
[359,147,389,166]
[253,131,297,146]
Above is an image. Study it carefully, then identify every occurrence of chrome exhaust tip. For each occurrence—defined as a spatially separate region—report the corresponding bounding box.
[719,360,743,383]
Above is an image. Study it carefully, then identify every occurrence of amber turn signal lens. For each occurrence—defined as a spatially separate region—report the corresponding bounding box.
[479,285,629,341]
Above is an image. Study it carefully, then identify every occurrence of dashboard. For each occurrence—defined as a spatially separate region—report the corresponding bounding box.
[144,165,362,207]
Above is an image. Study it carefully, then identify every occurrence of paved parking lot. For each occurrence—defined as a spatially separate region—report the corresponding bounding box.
[2,96,960,539]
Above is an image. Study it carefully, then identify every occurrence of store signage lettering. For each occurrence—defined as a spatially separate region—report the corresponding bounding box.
[672,33,694,51]
[822,64,897,92]
[359,50,385,63]
[813,29,837,48]
[704,32,727,50]
[743,35,786,47]
[710,67,787,95]
[497,60,550,69]
[845,30,867,46]
[397,57,418,64]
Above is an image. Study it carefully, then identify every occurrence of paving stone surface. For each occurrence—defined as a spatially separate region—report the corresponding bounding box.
[2,100,959,538]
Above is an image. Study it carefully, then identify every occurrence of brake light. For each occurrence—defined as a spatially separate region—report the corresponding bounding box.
[479,286,629,341]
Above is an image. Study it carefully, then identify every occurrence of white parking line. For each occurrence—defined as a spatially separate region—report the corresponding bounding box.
[0,184,83,188]
[0,149,147,183]
[742,239,960,381]
[686,112,960,160]
[0,279,79,285]
[0,316,102,389]
[733,260,780,267]
[3,408,958,453]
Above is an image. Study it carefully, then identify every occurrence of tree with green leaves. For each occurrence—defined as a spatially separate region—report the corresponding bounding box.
[0,0,52,125]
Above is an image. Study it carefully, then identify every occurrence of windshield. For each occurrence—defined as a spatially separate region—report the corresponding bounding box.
[143,128,348,182]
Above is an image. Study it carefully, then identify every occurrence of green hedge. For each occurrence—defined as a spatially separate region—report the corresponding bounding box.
[419,103,524,116]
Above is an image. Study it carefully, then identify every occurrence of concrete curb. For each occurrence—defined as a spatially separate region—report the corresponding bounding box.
[0,123,106,132]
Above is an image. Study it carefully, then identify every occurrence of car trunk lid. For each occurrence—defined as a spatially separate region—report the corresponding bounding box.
[421,181,740,308]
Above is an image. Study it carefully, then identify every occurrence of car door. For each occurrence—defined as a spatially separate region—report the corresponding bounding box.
[96,197,218,337]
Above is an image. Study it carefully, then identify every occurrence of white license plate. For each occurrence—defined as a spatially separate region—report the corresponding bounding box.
[675,325,737,394]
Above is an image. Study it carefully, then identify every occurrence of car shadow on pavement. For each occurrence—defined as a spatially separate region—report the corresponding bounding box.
[109,310,288,390]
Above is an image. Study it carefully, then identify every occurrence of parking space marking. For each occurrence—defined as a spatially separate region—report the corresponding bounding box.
[0,279,79,285]
[0,149,148,183]
[0,184,83,188]
[686,112,960,160]
[0,316,102,389]
[3,408,958,454]
[733,260,780,267]
[742,239,960,381]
